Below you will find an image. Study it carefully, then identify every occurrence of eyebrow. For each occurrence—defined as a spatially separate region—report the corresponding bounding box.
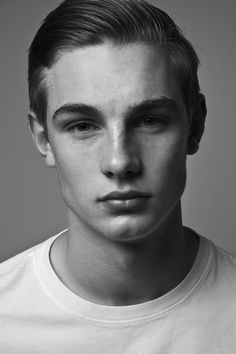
[128,97,179,115]
[52,103,101,121]
[52,97,179,121]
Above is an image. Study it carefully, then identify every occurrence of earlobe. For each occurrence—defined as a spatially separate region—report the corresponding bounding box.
[28,112,56,167]
[187,93,207,155]
[187,136,199,155]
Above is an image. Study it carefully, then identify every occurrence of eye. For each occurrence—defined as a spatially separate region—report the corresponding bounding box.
[136,115,167,128]
[67,121,100,134]
[142,116,160,126]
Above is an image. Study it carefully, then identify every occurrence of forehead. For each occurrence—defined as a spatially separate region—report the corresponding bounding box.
[47,43,184,118]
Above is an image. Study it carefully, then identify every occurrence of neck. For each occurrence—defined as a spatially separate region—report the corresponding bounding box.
[50,205,199,306]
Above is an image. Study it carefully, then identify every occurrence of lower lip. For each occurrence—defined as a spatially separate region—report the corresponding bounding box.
[102,197,150,212]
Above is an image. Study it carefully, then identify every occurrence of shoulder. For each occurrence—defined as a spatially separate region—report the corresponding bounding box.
[0,230,67,317]
[0,231,63,291]
[188,228,236,276]
[0,243,42,275]
[209,237,236,272]
[186,228,236,298]
[0,239,47,312]
[197,234,236,298]
[0,237,50,276]
[211,241,236,281]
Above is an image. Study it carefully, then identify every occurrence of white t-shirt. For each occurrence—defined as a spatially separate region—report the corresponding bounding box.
[0,229,236,353]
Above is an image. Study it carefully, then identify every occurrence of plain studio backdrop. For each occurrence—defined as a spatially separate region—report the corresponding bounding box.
[0,0,235,262]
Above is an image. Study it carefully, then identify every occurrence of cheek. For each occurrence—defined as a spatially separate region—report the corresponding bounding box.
[51,143,101,201]
[162,134,188,193]
[143,130,188,172]
[163,135,187,185]
[142,132,188,201]
[51,143,84,182]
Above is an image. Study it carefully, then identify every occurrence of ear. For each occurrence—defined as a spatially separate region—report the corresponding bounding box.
[187,93,207,155]
[28,112,56,167]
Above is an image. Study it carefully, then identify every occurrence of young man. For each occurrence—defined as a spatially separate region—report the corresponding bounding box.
[0,0,235,352]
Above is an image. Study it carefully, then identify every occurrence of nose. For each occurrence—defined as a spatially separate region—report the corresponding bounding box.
[100,128,142,179]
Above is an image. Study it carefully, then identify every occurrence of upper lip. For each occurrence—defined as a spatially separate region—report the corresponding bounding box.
[98,190,151,201]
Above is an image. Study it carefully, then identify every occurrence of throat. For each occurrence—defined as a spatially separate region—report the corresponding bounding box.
[49,227,199,306]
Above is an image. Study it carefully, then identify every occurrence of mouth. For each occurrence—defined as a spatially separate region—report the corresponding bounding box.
[98,190,152,212]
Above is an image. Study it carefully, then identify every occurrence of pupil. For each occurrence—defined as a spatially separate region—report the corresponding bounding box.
[79,123,89,130]
[145,117,154,125]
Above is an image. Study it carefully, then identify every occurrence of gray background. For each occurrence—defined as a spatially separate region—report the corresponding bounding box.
[0,0,235,262]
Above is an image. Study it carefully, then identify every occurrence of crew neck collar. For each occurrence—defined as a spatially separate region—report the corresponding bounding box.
[34,228,212,325]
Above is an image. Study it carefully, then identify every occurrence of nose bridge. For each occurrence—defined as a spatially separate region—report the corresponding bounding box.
[110,120,127,155]
[101,119,141,177]
[108,119,131,167]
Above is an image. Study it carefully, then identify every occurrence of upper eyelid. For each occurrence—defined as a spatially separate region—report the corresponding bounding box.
[63,116,100,126]
[67,121,97,126]
[132,113,170,124]
[135,113,168,119]
[63,116,168,130]
[65,120,102,134]
[54,109,102,125]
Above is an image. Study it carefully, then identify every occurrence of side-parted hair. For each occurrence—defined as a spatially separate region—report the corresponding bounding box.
[28,0,200,127]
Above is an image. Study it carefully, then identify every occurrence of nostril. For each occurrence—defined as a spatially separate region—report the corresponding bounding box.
[101,138,142,178]
[104,163,142,179]
[126,169,136,175]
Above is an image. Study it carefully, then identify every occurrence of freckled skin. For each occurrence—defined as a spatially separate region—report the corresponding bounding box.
[44,43,191,243]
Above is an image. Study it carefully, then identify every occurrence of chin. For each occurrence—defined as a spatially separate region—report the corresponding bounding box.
[98,214,160,243]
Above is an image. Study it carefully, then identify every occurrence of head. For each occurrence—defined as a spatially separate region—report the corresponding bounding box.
[28,0,206,243]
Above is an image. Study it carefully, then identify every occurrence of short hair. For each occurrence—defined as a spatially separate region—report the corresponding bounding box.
[28,0,200,127]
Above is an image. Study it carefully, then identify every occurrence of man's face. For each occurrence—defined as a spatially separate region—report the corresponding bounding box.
[45,43,190,242]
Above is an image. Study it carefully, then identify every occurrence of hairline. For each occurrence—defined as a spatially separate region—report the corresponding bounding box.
[32,39,192,127]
